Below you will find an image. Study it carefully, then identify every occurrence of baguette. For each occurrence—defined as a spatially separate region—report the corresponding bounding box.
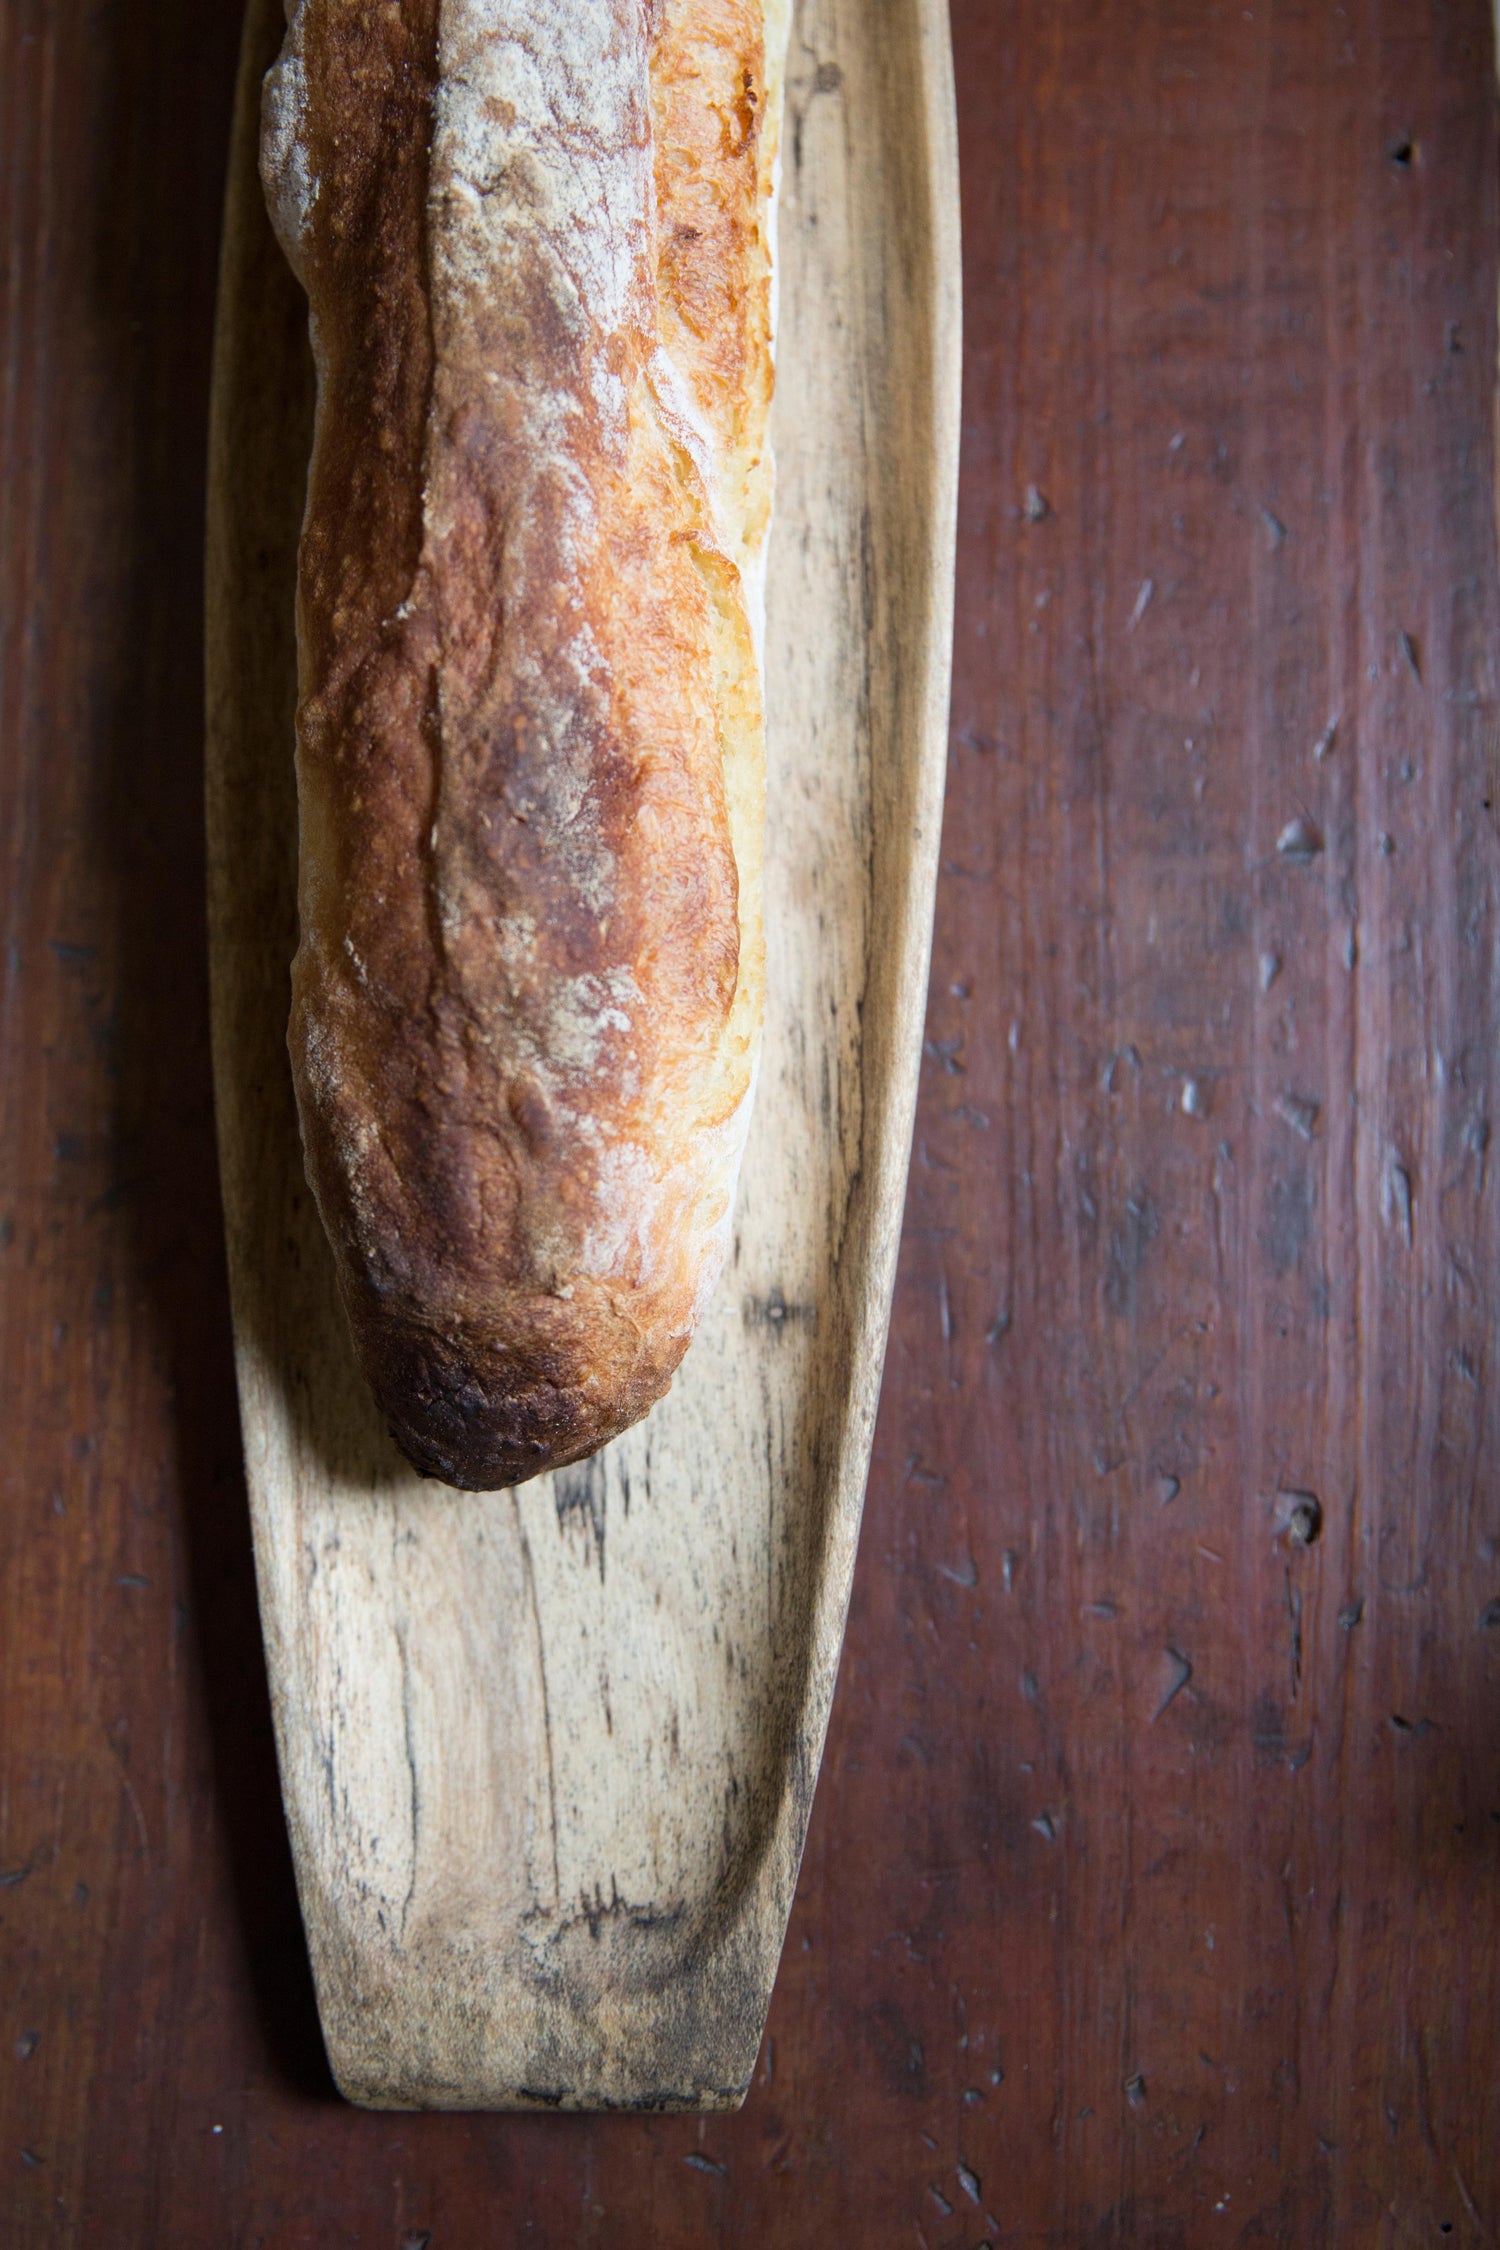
[260,0,787,1489]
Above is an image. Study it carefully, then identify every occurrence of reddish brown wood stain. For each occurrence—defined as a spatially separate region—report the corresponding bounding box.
[3,0,1499,2242]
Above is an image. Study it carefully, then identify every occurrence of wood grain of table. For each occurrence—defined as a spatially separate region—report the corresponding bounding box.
[3,1,1498,2242]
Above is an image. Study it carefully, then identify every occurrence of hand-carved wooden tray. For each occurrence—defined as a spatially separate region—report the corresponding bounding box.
[206,0,959,2110]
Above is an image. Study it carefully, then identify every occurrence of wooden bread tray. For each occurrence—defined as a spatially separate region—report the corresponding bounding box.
[206,0,960,2110]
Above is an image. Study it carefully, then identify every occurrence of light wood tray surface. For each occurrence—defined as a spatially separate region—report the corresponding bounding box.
[206,0,959,2110]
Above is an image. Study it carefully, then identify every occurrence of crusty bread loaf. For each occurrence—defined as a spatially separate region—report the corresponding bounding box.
[259,0,787,1489]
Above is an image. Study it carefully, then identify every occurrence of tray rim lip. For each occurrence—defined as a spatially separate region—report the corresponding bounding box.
[204,0,962,2111]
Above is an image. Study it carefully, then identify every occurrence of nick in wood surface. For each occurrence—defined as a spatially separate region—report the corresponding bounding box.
[261,0,787,1489]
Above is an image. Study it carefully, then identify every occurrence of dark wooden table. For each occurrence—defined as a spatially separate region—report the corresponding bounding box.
[4,2,1499,2242]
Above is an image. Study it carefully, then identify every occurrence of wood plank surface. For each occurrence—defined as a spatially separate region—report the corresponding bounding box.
[3,0,1499,2235]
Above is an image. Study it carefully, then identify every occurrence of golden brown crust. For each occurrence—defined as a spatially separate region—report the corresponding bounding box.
[260,0,783,1487]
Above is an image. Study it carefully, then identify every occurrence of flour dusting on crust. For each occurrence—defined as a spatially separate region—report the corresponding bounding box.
[260,0,788,1488]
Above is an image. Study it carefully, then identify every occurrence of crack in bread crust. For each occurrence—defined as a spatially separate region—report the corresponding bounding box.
[261,0,783,1488]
